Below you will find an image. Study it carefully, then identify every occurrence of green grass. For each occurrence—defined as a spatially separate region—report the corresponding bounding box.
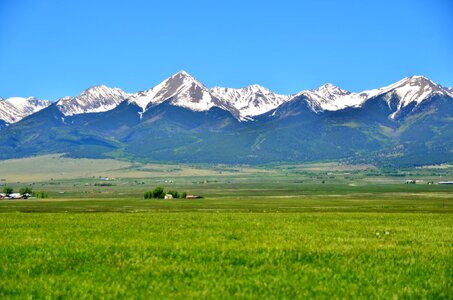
[0,212,451,299]
[0,194,452,213]
[0,156,452,298]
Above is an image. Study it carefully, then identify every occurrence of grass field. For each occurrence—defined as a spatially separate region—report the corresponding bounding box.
[0,156,452,298]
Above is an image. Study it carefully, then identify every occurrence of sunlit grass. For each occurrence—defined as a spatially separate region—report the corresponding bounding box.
[0,157,451,298]
[0,211,451,298]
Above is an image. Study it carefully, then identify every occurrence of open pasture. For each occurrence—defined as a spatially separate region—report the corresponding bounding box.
[0,156,452,298]
[0,210,451,299]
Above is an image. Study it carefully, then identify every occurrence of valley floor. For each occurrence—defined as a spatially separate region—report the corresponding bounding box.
[0,156,452,298]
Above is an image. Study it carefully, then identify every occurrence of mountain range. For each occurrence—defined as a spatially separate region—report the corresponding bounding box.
[0,71,452,166]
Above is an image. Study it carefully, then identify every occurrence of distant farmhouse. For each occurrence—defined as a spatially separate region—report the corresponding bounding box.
[0,193,31,200]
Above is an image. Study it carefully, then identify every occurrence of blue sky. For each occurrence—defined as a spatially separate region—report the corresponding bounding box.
[1,0,452,100]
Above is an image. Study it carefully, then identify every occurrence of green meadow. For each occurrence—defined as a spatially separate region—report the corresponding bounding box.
[0,156,452,298]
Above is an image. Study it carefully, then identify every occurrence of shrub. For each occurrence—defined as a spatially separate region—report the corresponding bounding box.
[34,191,48,198]
[181,192,187,199]
[94,183,114,186]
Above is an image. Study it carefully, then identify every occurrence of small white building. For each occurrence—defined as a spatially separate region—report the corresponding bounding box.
[164,194,173,200]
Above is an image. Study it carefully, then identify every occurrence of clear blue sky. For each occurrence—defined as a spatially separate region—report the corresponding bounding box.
[1,0,452,100]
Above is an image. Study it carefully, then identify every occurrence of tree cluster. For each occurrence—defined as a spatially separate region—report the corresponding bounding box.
[1,187,48,198]
[144,187,187,199]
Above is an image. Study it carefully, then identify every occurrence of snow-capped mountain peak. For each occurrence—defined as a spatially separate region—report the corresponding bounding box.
[293,83,364,112]
[289,75,451,115]
[380,75,447,105]
[317,83,350,99]
[5,96,28,107]
[128,71,238,116]
[0,96,51,123]
[375,75,451,119]
[211,84,290,117]
[6,97,52,116]
[57,85,130,116]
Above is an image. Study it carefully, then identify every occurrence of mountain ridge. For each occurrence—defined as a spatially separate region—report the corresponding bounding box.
[211,84,290,118]
[0,72,451,166]
[1,71,451,124]
[56,85,130,116]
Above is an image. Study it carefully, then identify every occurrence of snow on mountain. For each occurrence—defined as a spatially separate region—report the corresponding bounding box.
[0,98,20,123]
[380,75,447,105]
[2,73,451,123]
[6,97,52,116]
[373,75,452,118]
[291,83,381,112]
[211,84,290,117]
[128,73,452,120]
[128,71,240,117]
[288,76,452,118]
[57,85,130,116]
[0,96,51,123]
